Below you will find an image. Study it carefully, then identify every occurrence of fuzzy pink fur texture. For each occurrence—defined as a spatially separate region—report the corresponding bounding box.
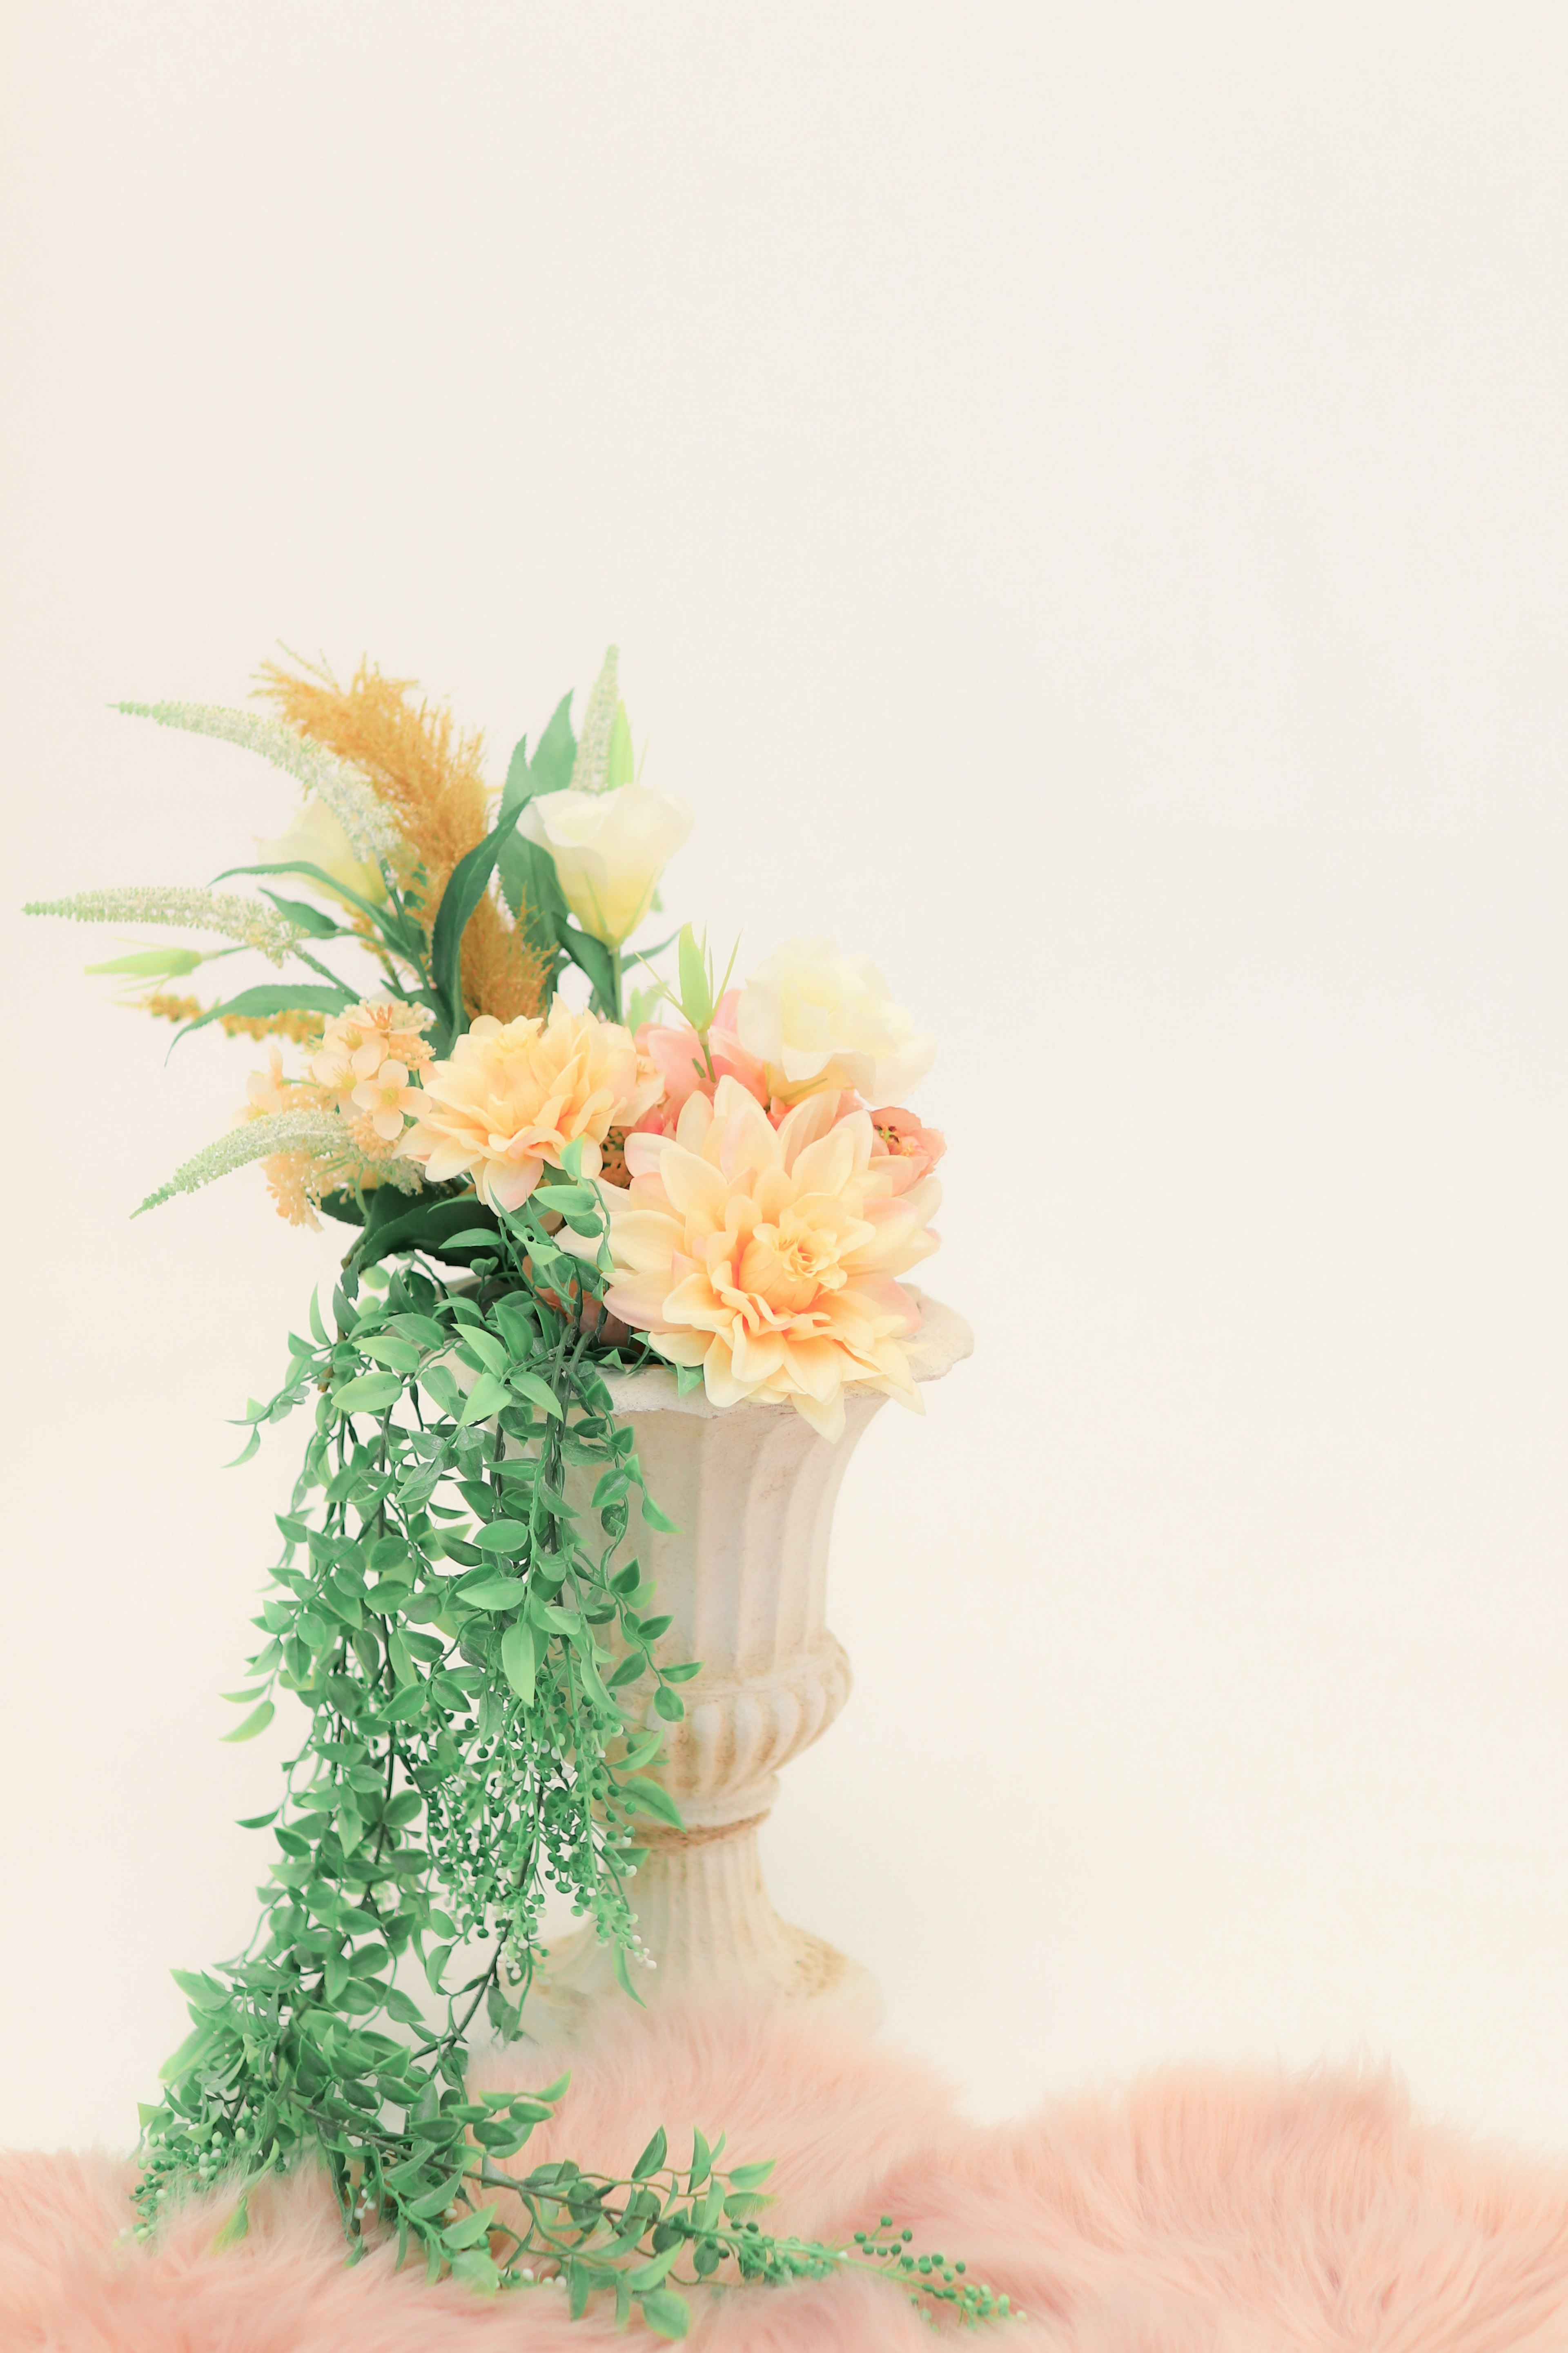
[5,2001,1568,2351]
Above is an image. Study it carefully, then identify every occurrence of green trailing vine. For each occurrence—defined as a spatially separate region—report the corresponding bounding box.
[133,1177,1011,2332]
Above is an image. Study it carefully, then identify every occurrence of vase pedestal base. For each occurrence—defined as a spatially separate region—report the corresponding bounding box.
[515,1815,883,2040]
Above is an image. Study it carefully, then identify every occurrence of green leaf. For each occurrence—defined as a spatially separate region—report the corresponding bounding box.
[629,2244,681,2290]
[159,2021,218,2079]
[638,1496,681,1535]
[257,888,343,938]
[86,945,207,977]
[448,2248,501,2293]
[358,1333,421,1374]
[430,799,529,1051]
[500,1619,537,1704]
[498,693,576,924]
[473,1519,529,1552]
[171,1967,229,2010]
[170,983,356,1048]
[457,1329,508,1378]
[623,1775,684,1829]
[557,922,616,1011]
[639,2288,692,2338]
[419,1364,464,1418]
[677,924,713,1031]
[457,1372,511,1427]
[442,2202,498,2249]
[632,2125,668,2179]
[726,2159,775,2190]
[347,1196,502,1276]
[333,1372,404,1415]
[222,1700,275,1743]
[506,1369,564,1419]
[459,1576,527,1611]
[211,2193,251,2248]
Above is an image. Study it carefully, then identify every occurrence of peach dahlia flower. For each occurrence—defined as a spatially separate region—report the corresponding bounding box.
[400,1006,662,1214]
[568,1075,941,1440]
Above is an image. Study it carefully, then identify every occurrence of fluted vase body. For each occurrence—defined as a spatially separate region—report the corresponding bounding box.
[523,1292,970,2032]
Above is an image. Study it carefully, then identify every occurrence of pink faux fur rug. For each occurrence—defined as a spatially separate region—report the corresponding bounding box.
[5,2003,1568,2351]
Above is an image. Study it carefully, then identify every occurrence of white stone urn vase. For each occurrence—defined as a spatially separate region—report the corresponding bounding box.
[525,1290,971,2032]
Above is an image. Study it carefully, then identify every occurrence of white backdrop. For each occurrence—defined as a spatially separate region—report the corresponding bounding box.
[4,4,1568,2156]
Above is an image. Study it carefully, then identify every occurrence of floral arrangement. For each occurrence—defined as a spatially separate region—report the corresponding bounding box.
[27,651,1002,2336]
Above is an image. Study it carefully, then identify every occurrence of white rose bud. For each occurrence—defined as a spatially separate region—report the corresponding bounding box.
[736,937,935,1103]
[519,782,693,948]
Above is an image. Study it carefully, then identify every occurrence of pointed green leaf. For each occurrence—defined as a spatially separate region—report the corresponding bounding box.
[334,1372,403,1416]
[457,1372,511,1427]
[473,1519,529,1552]
[501,1619,537,1704]
[222,1700,275,1743]
[430,799,528,1050]
[639,2288,691,2338]
[169,982,356,1049]
[442,2202,498,2249]
[623,1775,683,1828]
[677,925,712,1031]
[459,1576,527,1611]
[506,1369,564,1418]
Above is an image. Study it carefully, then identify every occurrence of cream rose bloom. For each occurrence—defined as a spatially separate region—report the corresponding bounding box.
[735,938,935,1104]
[256,796,388,909]
[568,1075,940,1440]
[519,782,694,947]
[400,1007,662,1213]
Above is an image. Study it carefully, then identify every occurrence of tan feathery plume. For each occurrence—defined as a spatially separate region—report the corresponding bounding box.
[141,992,205,1027]
[459,897,551,1024]
[256,657,487,915]
[258,654,549,1024]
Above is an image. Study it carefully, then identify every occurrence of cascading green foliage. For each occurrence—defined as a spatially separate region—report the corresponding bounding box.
[135,1179,1011,2332]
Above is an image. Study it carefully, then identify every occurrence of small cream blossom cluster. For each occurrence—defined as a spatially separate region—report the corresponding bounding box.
[310,999,435,1155]
[236,998,433,1226]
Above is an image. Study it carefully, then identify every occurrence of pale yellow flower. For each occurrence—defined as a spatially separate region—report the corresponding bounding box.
[519,782,693,947]
[735,937,935,1104]
[401,1006,663,1214]
[256,794,389,910]
[568,1076,941,1439]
